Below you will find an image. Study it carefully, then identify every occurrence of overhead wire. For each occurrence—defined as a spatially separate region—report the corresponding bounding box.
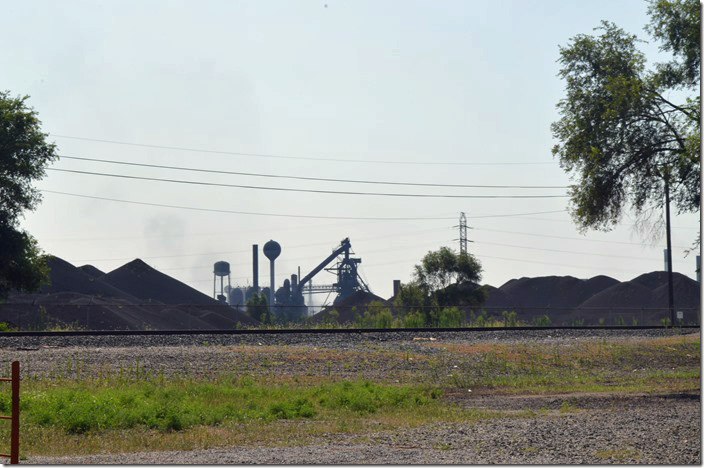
[472,226,690,250]
[47,168,569,199]
[69,228,452,262]
[41,190,456,220]
[57,155,569,189]
[473,239,661,261]
[40,190,567,220]
[52,134,558,166]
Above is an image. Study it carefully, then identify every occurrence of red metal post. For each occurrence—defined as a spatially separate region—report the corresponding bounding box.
[10,361,19,464]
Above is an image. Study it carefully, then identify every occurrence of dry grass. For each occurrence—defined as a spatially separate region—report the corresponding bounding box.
[2,333,699,458]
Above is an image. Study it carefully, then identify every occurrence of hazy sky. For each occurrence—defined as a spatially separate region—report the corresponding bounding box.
[2,0,700,307]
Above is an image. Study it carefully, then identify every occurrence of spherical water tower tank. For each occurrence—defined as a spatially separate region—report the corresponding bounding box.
[263,240,281,261]
[214,261,230,277]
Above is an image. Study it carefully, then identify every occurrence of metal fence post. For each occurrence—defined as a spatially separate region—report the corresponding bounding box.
[0,361,20,464]
[10,361,18,464]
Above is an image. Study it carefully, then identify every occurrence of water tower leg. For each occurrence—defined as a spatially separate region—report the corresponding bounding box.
[269,261,275,314]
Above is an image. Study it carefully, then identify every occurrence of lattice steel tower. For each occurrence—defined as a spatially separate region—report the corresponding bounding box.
[455,212,473,255]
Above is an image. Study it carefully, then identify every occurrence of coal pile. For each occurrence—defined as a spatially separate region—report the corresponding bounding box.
[37,256,137,300]
[78,264,105,279]
[1,257,256,331]
[101,259,218,306]
[310,290,391,324]
[482,272,700,325]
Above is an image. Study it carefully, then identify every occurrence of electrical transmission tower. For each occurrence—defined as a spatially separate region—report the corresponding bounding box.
[454,212,473,255]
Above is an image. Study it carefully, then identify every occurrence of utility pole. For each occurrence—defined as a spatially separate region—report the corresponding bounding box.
[664,175,675,325]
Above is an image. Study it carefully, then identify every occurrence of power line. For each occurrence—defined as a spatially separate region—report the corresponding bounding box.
[40,190,458,220]
[466,210,567,218]
[152,236,661,274]
[67,228,451,262]
[473,226,690,250]
[474,240,661,261]
[359,252,646,274]
[47,168,569,199]
[57,155,568,189]
[473,253,650,274]
[40,190,573,221]
[52,134,558,166]
[515,215,699,231]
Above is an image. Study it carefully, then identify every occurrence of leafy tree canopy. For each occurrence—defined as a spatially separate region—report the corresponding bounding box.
[245,291,269,324]
[413,246,482,292]
[551,0,700,238]
[412,246,485,308]
[0,91,58,299]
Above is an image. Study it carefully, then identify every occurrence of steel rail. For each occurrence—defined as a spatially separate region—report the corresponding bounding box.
[0,325,698,338]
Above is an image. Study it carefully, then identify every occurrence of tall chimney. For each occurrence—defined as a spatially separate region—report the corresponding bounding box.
[252,244,259,291]
[393,280,401,297]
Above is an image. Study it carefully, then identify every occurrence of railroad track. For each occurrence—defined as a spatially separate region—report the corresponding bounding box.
[2,324,698,337]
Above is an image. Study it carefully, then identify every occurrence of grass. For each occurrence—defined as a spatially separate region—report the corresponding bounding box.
[0,376,503,457]
[594,448,641,461]
[5,378,443,435]
[425,334,701,394]
[0,333,698,458]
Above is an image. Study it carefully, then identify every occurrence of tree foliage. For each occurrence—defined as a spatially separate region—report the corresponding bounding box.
[412,246,485,309]
[0,92,58,299]
[245,292,269,324]
[413,246,482,292]
[551,0,700,237]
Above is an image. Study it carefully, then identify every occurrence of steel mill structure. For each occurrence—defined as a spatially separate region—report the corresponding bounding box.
[223,237,371,317]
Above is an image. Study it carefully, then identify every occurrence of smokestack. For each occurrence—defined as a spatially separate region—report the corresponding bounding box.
[291,274,298,290]
[252,244,259,291]
[393,280,401,297]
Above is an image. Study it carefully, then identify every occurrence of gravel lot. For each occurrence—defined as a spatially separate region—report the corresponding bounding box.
[1,328,699,465]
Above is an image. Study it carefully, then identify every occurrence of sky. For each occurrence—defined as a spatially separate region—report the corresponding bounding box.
[2,0,701,310]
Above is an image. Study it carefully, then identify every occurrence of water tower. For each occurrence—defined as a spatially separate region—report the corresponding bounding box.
[263,240,281,311]
[213,261,231,303]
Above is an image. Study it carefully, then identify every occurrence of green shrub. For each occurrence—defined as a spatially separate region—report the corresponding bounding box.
[401,312,425,328]
[533,315,551,327]
[268,398,316,419]
[436,307,462,328]
[359,301,394,329]
[501,310,518,327]
[468,310,488,327]
[316,380,434,414]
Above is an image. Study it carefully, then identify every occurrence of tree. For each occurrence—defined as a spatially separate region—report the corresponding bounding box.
[551,1,700,235]
[245,292,269,324]
[412,246,485,309]
[0,92,58,299]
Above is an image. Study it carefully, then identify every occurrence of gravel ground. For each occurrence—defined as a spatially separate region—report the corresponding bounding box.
[1,328,699,465]
[24,392,700,464]
[0,327,696,350]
